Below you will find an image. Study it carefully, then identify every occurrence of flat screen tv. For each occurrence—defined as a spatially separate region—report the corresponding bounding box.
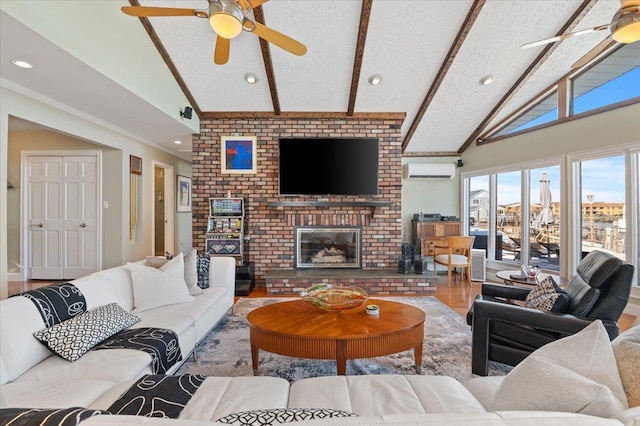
[279,137,379,196]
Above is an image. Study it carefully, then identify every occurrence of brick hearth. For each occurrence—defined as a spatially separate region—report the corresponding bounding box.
[264,269,438,296]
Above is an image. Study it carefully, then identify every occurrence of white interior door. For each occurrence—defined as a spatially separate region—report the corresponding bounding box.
[26,154,100,280]
[63,156,98,278]
[27,156,63,279]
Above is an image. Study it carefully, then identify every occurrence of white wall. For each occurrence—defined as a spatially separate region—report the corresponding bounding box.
[0,86,192,298]
[401,157,461,242]
[461,103,640,170]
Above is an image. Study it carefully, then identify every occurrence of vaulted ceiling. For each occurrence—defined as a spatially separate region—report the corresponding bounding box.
[1,0,632,159]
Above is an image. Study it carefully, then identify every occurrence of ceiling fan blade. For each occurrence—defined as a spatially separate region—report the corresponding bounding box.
[572,38,616,69]
[121,6,200,17]
[521,24,610,49]
[214,36,231,65]
[248,0,270,8]
[251,22,307,56]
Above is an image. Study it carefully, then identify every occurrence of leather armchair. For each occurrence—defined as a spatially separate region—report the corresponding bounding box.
[467,250,634,376]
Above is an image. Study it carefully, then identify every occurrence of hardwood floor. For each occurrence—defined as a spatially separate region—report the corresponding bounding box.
[8,272,636,332]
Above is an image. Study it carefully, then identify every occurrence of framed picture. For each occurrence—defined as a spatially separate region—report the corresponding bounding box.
[130,155,142,175]
[221,135,257,174]
[177,175,192,212]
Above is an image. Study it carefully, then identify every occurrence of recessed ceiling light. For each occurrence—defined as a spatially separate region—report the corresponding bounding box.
[12,59,33,69]
[174,140,183,145]
[479,75,495,86]
[368,74,382,85]
[244,73,258,84]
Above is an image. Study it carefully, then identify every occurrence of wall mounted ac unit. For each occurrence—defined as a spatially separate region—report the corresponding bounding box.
[471,249,486,282]
[404,163,456,179]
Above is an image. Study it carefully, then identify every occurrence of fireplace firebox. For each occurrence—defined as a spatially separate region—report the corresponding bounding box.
[295,226,362,269]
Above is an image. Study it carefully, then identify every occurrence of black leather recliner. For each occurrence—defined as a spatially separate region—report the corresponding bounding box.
[466,250,634,376]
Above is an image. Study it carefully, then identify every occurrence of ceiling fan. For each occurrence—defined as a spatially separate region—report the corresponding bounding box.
[122,0,307,65]
[521,0,640,69]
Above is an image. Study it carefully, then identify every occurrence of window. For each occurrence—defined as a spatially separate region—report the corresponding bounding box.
[482,43,640,142]
[496,171,521,264]
[530,166,561,271]
[578,155,626,261]
[494,91,558,137]
[572,43,640,115]
[468,176,489,235]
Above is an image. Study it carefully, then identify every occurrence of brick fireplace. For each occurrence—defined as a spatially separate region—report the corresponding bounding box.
[191,113,437,295]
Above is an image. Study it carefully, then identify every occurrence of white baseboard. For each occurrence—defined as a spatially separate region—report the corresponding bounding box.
[7,272,21,281]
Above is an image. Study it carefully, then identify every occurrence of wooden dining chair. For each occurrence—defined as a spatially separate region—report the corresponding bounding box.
[434,236,476,287]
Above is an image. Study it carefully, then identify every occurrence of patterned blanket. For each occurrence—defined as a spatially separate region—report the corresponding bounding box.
[20,283,86,327]
[94,327,182,374]
[107,375,206,418]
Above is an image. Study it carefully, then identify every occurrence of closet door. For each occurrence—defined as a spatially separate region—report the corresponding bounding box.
[27,155,99,280]
[27,156,64,279]
[63,156,98,278]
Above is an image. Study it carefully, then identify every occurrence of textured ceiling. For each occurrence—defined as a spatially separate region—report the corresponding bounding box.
[1,0,634,158]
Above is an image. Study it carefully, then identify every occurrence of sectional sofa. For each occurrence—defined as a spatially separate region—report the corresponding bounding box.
[0,255,638,426]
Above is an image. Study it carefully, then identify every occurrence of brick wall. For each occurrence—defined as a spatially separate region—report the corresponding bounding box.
[192,114,405,289]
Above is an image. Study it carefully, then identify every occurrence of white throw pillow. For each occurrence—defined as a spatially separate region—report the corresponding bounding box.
[182,249,203,296]
[488,320,628,418]
[128,253,194,313]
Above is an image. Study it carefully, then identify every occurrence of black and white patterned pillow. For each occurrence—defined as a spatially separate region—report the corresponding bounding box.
[216,408,357,425]
[0,407,110,426]
[525,276,570,313]
[34,303,140,362]
[197,253,211,289]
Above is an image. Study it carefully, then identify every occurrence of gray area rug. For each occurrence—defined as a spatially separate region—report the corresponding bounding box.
[177,297,512,382]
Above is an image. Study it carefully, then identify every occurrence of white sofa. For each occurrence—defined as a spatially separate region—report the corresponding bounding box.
[0,256,239,409]
[1,259,638,426]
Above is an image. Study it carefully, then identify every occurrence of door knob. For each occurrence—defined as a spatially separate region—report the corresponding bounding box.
[80,223,87,228]
[34,223,43,227]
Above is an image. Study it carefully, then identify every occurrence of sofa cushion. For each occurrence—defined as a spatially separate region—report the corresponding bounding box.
[612,325,640,407]
[0,407,110,425]
[488,320,628,418]
[16,348,153,383]
[288,375,486,416]
[524,276,569,312]
[75,267,135,312]
[216,408,357,425]
[0,379,120,409]
[33,303,140,362]
[128,254,194,313]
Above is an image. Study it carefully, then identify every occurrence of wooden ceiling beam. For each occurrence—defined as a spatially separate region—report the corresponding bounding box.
[347,0,373,116]
[201,111,405,120]
[127,0,202,118]
[401,0,487,153]
[458,0,598,153]
[253,6,281,115]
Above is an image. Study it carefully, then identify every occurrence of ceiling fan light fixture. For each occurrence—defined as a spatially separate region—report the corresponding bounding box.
[210,12,243,39]
[611,7,640,43]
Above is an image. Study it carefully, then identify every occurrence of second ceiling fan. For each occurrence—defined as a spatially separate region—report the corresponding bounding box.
[521,0,640,69]
[122,0,307,65]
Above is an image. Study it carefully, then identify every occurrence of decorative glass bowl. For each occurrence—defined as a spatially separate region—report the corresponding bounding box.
[301,284,369,312]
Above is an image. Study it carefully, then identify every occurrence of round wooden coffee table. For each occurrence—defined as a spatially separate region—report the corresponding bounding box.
[247,299,425,375]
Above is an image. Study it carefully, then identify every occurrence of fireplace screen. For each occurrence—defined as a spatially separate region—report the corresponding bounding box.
[295,227,362,269]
